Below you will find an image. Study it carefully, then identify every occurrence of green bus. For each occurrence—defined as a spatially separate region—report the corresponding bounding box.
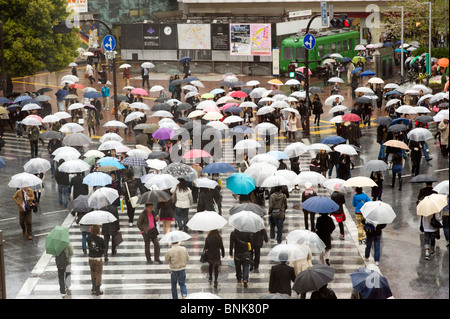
[280,30,360,75]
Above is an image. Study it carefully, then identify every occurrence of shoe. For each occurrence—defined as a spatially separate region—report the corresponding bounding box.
[243,280,248,288]
[22,229,26,235]
[27,235,32,240]
[325,259,330,266]
[214,281,218,288]
[155,260,163,264]
[375,261,379,266]
[129,222,133,227]
[61,293,66,298]
[426,158,432,162]
[430,250,435,256]
[359,240,363,245]
[340,234,345,240]
[425,255,430,260]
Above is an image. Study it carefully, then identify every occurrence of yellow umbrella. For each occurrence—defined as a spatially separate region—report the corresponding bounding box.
[0,106,8,115]
[417,194,447,216]
[268,79,284,85]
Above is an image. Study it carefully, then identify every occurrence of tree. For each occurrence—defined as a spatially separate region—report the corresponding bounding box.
[0,0,80,94]
[382,0,449,46]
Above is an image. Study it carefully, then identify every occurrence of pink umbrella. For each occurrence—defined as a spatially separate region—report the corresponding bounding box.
[296,67,312,75]
[229,91,248,98]
[220,103,239,111]
[131,88,148,96]
[182,149,211,159]
[342,113,362,122]
[432,105,440,112]
[203,104,221,113]
[27,114,43,122]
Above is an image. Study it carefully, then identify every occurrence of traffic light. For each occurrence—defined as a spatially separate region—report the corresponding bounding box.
[330,14,353,28]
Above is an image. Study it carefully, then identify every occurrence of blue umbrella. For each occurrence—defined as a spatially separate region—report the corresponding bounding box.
[230,125,254,134]
[14,95,32,103]
[0,97,12,104]
[390,118,409,126]
[55,89,69,100]
[97,156,119,164]
[266,151,289,160]
[179,57,191,63]
[301,196,339,214]
[351,67,362,74]
[210,88,226,95]
[383,42,394,47]
[83,91,102,99]
[201,162,236,174]
[226,173,255,195]
[98,160,125,170]
[340,57,352,63]
[225,106,243,113]
[321,136,346,145]
[360,70,376,77]
[384,90,401,97]
[350,268,393,299]
[183,76,200,83]
[394,48,407,53]
[83,172,112,186]
[6,104,21,111]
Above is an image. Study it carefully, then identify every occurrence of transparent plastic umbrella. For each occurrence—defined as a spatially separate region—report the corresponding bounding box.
[79,210,117,225]
[286,229,326,253]
[360,201,396,225]
[159,230,191,244]
[186,210,227,231]
[8,172,43,188]
[88,187,119,209]
[267,243,309,262]
[228,210,265,233]
[23,158,51,174]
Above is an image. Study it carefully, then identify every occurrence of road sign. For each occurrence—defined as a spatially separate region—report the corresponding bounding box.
[321,1,328,26]
[303,33,316,50]
[102,35,116,51]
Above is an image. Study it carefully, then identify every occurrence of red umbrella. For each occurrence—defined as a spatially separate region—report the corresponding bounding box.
[182,149,211,159]
[229,91,248,98]
[70,83,84,90]
[131,88,149,96]
[342,113,362,122]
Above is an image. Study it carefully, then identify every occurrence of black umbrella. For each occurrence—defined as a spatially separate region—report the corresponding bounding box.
[138,190,171,204]
[229,203,266,217]
[292,265,336,295]
[176,102,193,111]
[117,94,128,102]
[171,79,184,86]
[155,96,169,103]
[387,124,407,132]
[218,81,235,88]
[40,131,64,139]
[36,88,53,94]
[147,151,169,159]
[70,195,91,213]
[176,117,191,124]
[410,174,439,183]
[152,103,171,111]
[356,96,372,104]
[309,86,324,94]
[414,115,434,124]
[372,116,393,126]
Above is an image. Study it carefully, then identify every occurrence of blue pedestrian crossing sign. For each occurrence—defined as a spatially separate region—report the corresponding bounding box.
[303,33,316,50]
[102,35,116,51]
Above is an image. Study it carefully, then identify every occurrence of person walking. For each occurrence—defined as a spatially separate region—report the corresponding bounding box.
[171,178,193,232]
[363,219,386,265]
[204,229,225,288]
[229,229,253,287]
[409,139,422,176]
[268,186,288,244]
[55,241,73,298]
[165,240,190,299]
[268,254,296,296]
[312,94,323,126]
[122,67,130,86]
[310,284,337,299]
[12,186,36,240]
[286,112,297,142]
[352,187,371,245]
[101,204,120,262]
[141,67,150,89]
[27,125,40,158]
[301,182,317,232]
[86,224,105,296]
[390,149,404,191]
[331,186,346,240]
[438,119,449,158]
[251,228,268,272]
[85,63,95,85]
[69,173,88,201]
[137,203,162,264]
[101,83,110,111]
[420,212,442,260]
[156,191,174,235]
[86,108,96,137]
[316,213,336,265]
[55,159,70,209]
[121,170,139,226]
[316,149,329,177]
[370,171,384,201]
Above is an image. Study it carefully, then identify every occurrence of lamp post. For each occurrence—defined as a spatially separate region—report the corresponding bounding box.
[391,6,404,80]
[423,2,432,84]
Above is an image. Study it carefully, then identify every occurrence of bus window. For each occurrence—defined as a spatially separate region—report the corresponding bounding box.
[343,40,347,52]
[326,43,331,54]
[331,42,336,53]
[317,45,323,57]
[296,47,306,61]
[283,47,295,61]
[338,42,342,53]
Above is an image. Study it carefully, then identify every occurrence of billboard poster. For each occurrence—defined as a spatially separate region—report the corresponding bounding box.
[67,0,88,13]
[159,24,178,50]
[230,24,271,56]
[177,24,211,50]
[211,24,230,50]
[143,24,160,49]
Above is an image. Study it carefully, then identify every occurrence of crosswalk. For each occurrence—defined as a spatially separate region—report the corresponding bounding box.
[9,131,369,299]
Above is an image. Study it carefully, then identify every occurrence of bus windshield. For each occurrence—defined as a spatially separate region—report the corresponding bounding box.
[283,47,295,61]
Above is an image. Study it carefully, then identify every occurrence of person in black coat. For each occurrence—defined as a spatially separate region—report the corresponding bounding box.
[101,204,120,262]
[69,173,88,200]
[269,256,296,296]
[331,189,346,240]
[315,213,336,266]
[204,230,225,287]
[409,140,422,176]
[251,228,268,272]
[416,182,437,204]
[310,284,337,299]
[229,229,253,287]
[197,188,216,212]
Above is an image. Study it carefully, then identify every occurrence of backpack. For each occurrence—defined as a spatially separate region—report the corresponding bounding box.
[364,223,376,234]
[55,249,69,269]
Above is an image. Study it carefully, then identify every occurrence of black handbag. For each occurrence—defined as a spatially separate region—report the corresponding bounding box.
[200,249,208,263]
[113,232,123,246]
[147,227,159,239]
[430,215,443,229]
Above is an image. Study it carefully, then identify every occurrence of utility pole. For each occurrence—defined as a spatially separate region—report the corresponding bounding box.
[0,22,6,97]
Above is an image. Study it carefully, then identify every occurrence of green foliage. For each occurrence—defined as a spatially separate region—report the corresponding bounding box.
[0,0,80,78]
[413,47,450,59]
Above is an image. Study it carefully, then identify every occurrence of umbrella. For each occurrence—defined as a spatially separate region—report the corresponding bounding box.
[292,265,336,294]
[268,243,309,262]
[88,187,119,209]
[321,136,346,145]
[383,140,409,150]
[83,172,112,187]
[327,77,344,83]
[45,226,70,256]
[295,171,327,186]
[159,230,191,244]
[146,159,167,170]
[350,268,393,299]
[144,174,179,190]
[360,201,396,225]
[79,210,118,225]
[228,210,265,233]
[432,180,449,194]
[351,67,363,74]
[334,144,358,155]
[201,162,235,174]
[410,174,439,183]
[360,70,376,77]
[8,172,43,188]
[23,158,51,174]
[21,116,42,126]
[266,150,289,160]
[363,160,389,172]
[193,178,218,189]
[98,140,124,151]
[162,163,197,181]
[58,159,91,173]
[141,62,155,69]
[372,117,393,126]
[301,196,339,214]
[417,194,448,216]
[342,113,362,122]
[70,194,91,213]
[343,176,377,188]
[250,154,280,168]
[60,122,84,133]
[148,151,169,159]
[226,173,256,195]
[122,156,148,167]
[260,173,291,188]
[283,142,309,158]
[286,229,326,253]
[186,210,227,231]
[307,143,332,152]
[244,162,278,187]
[83,91,102,99]
[229,203,266,217]
[234,139,261,150]
[437,58,449,68]
[138,189,171,204]
[407,128,433,142]
[152,127,175,140]
[414,115,434,124]
[182,149,211,159]
[322,178,353,193]
[62,132,91,146]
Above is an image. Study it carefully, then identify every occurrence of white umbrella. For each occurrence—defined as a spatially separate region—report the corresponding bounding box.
[330,115,344,123]
[395,105,415,114]
[193,178,218,189]
[411,106,431,114]
[151,110,173,118]
[234,139,261,150]
[246,80,260,86]
[295,171,327,186]
[268,243,309,262]
[187,110,205,118]
[125,111,145,123]
[280,107,300,117]
[98,140,124,151]
[286,229,326,254]
[60,122,84,133]
[79,210,117,225]
[260,173,291,188]
[23,158,51,174]
[53,111,72,120]
[159,230,191,244]
[256,106,275,116]
[244,163,278,187]
[284,142,309,158]
[84,150,105,158]
[368,77,384,84]
[433,180,449,194]
[127,149,150,159]
[416,194,448,216]
[334,144,358,155]
[228,210,265,233]
[384,83,399,90]
[355,87,374,94]
[186,210,227,231]
[42,115,60,123]
[254,122,279,135]
[386,99,401,107]
[285,79,301,85]
[119,63,132,69]
[307,143,332,152]
[223,115,243,124]
[62,132,91,147]
[327,77,344,83]
[325,95,345,106]
[207,121,228,131]
[360,201,396,225]
[58,159,91,173]
[99,133,123,143]
[240,101,258,108]
[249,87,267,98]
[21,103,41,111]
[434,109,449,122]
[53,149,81,162]
[52,146,80,157]
[249,154,280,167]
[407,128,433,141]
[146,159,167,170]
[202,112,223,121]
[322,178,353,193]
[130,102,150,110]
[271,100,290,109]
[88,187,119,209]
[329,105,348,114]
[67,103,84,111]
[21,117,42,126]
[144,174,179,190]
[103,120,128,128]
[141,61,155,68]
[8,172,43,188]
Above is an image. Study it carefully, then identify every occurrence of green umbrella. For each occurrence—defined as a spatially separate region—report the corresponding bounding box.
[83,155,97,166]
[46,226,70,256]
[352,56,366,64]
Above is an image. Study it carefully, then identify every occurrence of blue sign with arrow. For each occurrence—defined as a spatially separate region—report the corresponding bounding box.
[102,35,116,51]
[303,33,316,50]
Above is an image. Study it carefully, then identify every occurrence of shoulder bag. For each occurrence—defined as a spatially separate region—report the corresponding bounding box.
[125,182,139,208]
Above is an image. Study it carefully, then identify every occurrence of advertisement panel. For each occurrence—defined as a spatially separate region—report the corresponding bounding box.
[177,24,211,50]
[143,24,160,49]
[230,23,271,56]
[67,0,88,13]
[211,24,230,51]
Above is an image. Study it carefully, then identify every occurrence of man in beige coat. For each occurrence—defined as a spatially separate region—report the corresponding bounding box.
[165,242,190,299]
[13,186,36,240]
[438,119,449,158]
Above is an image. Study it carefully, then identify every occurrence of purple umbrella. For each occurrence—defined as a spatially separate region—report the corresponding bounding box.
[152,127,175,140]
